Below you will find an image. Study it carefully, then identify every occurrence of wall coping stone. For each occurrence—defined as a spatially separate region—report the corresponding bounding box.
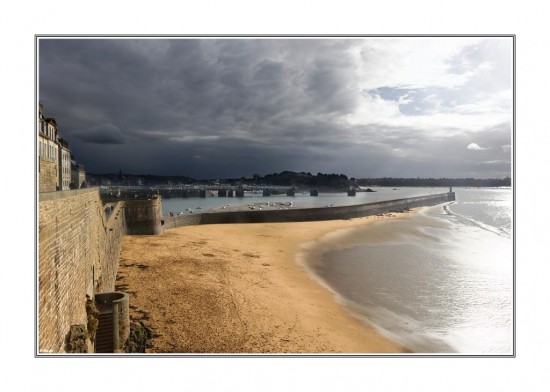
[39,187,98,202]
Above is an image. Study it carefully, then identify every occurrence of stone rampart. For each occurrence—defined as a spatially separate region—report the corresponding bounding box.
[39,157,57,193]
[38,188,126,353]
[162,213,202,229]
[124,197,163,235]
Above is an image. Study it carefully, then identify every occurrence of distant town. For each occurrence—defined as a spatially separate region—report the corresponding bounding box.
[85,170,511,190]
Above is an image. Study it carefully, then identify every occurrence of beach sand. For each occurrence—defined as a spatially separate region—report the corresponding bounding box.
[117,213,412,353]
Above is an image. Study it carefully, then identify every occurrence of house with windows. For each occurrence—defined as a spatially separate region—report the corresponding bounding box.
[58,138,72,191]
[38,103,85,192]
[71,157,87,189]
[38,103,59,192]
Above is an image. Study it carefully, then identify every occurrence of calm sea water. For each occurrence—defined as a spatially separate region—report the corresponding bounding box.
[305,187,513,354]
[161,187,453,215]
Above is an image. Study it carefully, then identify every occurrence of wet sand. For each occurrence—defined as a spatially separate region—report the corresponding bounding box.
[117,213,412,353]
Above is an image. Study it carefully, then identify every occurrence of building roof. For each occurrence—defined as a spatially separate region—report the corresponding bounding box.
[58,138,70,149]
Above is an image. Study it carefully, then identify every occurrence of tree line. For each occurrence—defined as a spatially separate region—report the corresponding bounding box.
[356,177,511,187]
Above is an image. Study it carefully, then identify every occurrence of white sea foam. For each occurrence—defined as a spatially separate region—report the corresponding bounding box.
[444,203,510,237]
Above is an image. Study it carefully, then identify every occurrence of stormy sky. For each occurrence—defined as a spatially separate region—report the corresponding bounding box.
[38,37,513,179]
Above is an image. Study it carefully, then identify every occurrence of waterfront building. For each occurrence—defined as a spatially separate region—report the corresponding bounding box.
[38,103,59,192]
[38,103,83,192]
[71,157,87,189]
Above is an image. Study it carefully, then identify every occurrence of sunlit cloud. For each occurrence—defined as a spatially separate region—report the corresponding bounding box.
[467,143,489,151]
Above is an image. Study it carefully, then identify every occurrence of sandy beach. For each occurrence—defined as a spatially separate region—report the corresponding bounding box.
[117,212,412,353]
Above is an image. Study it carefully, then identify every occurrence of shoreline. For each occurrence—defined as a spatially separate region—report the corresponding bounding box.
[117,211,416,353]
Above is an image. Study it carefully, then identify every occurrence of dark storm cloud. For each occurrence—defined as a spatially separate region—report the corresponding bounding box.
[39,39,359,175]
[38,38,512,178]
[73,124,125,144]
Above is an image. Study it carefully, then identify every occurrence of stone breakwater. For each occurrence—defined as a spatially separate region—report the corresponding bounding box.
[162,192,455,229]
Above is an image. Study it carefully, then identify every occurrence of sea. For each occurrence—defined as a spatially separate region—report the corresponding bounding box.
[161,186,459,215]
[303,187,513,355]
[160,186,513,354]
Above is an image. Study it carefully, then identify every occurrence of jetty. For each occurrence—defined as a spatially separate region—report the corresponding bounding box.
[162,192,456,229]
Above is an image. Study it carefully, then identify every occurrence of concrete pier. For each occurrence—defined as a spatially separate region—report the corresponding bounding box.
[163,192,456,228]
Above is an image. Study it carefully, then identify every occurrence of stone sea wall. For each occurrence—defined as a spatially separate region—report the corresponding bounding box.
[166,192,455,227]
[38,189,126,353]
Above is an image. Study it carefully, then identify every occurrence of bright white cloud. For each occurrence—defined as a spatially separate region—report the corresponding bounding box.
[351,37,487,90]
[347,91,401,125]
[342,37,512,143]
[467,143,489,150]
[452,90,512,115]
[397,93,414,106]
[477,61,493,72]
